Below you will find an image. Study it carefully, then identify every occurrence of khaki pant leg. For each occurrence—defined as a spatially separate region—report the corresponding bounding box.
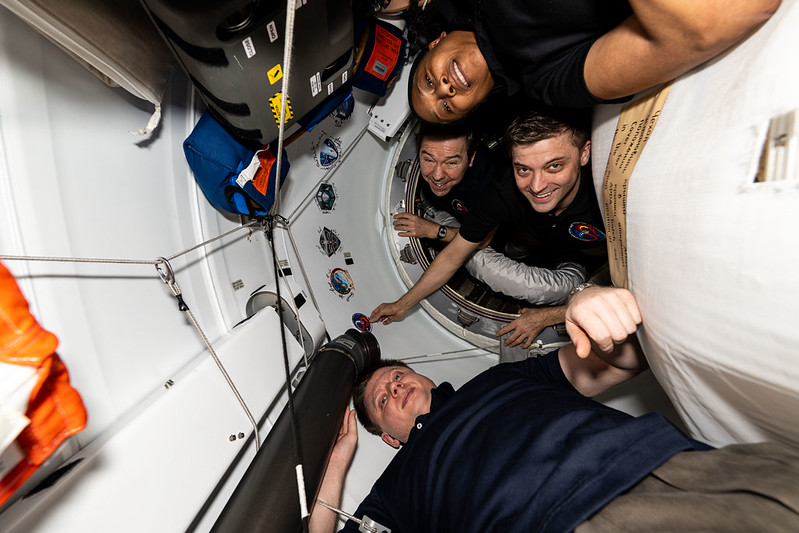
[576,442,799,533]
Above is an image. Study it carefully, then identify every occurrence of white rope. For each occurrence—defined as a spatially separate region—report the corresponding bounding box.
[0,219,260,266]
[271,0,298,216]
[0,255,158,265]
[272,4,312,527]
[167,219,260,261]
[0,220,266,452]
[155,257,261,451]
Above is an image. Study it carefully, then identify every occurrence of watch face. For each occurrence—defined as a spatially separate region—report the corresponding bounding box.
[437,226,447,239]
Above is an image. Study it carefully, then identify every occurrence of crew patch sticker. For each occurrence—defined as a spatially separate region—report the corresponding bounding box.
[312,132,342,169]
[315,183,337,212]
[328,268,354,300]
[569,222,606,242]
[450,198,467,215]
[318,227,341,256]
[352,313,371,332]
[269,92,294,124]
[268,64,283,84]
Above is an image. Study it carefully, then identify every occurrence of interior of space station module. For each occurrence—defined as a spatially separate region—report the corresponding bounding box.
[0,0,798,531]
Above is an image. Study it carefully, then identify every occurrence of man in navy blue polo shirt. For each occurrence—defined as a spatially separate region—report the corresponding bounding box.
[311,287,799,533]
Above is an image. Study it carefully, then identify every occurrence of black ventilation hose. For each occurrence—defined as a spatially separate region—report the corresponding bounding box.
[211,329,380,533]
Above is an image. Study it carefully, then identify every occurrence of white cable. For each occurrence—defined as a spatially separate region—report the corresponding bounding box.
[296,464,309,519]
[272,0,298,215]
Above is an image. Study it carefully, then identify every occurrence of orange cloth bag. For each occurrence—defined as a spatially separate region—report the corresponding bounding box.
[0,261,87,505]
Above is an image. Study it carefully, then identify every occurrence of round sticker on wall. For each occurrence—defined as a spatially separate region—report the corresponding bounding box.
[328,267,354,301]
[313,131,342,169]
[352,313,371,332]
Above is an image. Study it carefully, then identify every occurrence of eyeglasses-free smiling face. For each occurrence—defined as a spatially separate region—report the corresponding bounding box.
[364,365,436,448]
[512,133,591,216]
[411,31,495,124]
[419,135,474,196]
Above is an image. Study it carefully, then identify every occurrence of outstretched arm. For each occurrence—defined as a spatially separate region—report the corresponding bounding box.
[370,234,480,324]
[585,0,780,100]
[309,407,358,533]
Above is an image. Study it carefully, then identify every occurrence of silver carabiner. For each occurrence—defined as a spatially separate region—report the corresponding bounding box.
[155,257,188,311]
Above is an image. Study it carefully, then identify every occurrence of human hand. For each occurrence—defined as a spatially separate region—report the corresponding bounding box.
[310,407,358,533]
[565,286,641,358]
[328,406,358,471]
[370,301,408,325]
[496,307,551,349]
[393,213,438,239]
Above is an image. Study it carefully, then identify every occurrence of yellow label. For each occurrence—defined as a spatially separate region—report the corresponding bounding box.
[269,92,294,124]
[267,64,283,84]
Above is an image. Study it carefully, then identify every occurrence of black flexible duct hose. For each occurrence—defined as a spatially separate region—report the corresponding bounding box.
[211,329,380,532]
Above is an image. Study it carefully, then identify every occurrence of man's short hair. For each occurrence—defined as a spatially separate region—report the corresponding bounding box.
[352,359,411,436]
[504,108,590,151]
[416,121,477,158]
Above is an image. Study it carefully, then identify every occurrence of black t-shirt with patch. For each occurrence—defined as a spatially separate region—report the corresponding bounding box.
[420,148,501,224]
[460,166,607,272]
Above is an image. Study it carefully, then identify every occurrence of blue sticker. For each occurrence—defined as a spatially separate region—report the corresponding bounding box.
[352,313,371,332]
[313,132,343,170]
[568,222,606,242]
[319,138,340,167]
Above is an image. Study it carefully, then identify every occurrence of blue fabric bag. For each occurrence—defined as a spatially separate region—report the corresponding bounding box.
[352,19,406,97]
[183,112,289,217]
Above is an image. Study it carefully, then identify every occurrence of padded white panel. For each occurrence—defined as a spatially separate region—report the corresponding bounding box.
[591,3,799,447]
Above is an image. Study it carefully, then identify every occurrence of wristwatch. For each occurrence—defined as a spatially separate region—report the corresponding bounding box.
[569,282,596,299]
[436,225,447,240]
